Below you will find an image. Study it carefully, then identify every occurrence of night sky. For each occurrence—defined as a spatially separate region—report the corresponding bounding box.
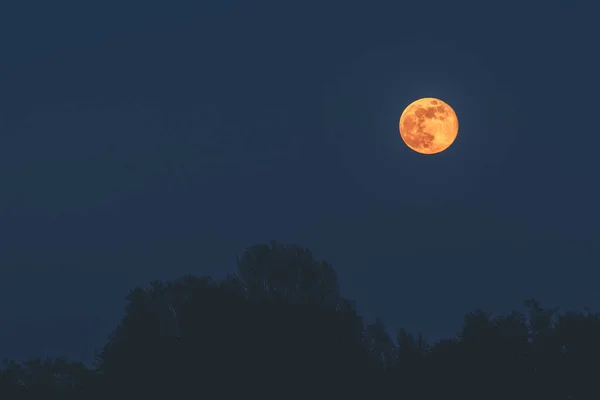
[1,1,598,364]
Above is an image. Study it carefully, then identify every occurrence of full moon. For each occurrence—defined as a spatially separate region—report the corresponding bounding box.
[399,97,459,155]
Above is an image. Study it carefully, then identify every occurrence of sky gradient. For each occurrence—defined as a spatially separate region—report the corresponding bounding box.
[0,1,598,363]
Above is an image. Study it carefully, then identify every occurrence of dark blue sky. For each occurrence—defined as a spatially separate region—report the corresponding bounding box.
[0,1,598,363]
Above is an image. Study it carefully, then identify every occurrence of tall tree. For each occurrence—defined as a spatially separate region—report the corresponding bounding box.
[95,243,372,398]
[234,241,341,307]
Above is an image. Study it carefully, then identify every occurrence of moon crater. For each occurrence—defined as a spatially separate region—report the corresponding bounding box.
[399,98,459,155]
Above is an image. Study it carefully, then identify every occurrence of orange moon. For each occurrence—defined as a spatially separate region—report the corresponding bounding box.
[399,97,459,155]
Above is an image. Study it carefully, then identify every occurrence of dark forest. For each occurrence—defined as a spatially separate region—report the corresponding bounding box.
[1,242,598,399]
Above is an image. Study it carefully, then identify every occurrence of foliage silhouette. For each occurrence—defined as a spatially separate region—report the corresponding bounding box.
[2,242,599,399]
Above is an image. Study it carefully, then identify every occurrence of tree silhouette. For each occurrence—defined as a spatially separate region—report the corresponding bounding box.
[234,241,342,307]
[94,242,371,399]
[0,357,93,400]
[2,242,600,400]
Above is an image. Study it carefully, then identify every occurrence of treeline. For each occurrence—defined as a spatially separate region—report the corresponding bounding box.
[2,242,599,399]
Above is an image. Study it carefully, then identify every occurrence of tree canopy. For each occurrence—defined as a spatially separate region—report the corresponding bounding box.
[2,241,598,399]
